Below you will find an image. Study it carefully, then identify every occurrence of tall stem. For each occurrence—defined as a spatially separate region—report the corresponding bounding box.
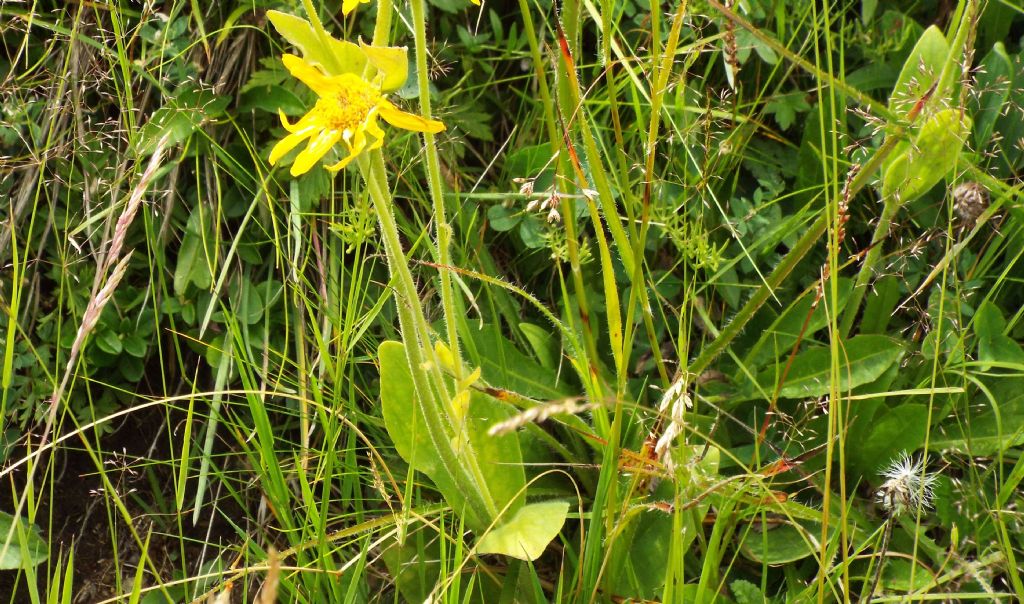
[358,151,495,525]
[411,0,462,380]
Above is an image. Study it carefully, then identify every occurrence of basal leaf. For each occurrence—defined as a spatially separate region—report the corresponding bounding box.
[379,341,473,525]
[476,500,568,561]
[380,341,528,535]
[0,513,47,570]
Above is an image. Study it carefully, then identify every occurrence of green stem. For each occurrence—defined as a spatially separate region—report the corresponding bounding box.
[371,0,392,46]
[358,151,496,526]
[410,0,461,380]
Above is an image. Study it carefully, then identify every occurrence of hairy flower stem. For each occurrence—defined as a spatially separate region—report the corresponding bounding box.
[410,0,462,381]
[359,150,496,526]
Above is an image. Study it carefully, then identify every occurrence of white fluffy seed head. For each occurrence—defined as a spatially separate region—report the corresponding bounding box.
[876,452,938,516]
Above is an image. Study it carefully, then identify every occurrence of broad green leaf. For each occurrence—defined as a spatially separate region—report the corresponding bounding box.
[230,277,264,326]
[860,275,901,334]
[881,109,971,203]
[135,85,227,156]
[732,579,768,604]
[174,209,215,296]
[849,404,929,477]
[94,329,123,355]
[975,301,1024,370]
[465,389,527,519]
[990,48,1024,174]
[464,324,570,400]
[753,335,904,399]
[379,342,471,522]
[0,513,47,570]
[476,500,568,561]
[881,558,934,591]
[518,322,559,370]
[380,341,527,534]
[889,25,949,116]
[740,520,832,564]
[486,205,520,232]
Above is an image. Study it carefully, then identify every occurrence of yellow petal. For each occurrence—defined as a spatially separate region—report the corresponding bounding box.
[470,0,480,4]
[342,0,371,15]
[379,100,445,133]
[291,129,341,175]
[364,117,385,151]
[325,150,357,172]
[269,125,317,166]
[281,54,335,96]
[278,108,320,133]
[327,125,370,171]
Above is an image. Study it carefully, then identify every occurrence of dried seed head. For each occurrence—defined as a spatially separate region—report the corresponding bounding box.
[517,178,535,197]
[952,181,988,227]
[876,453,938,517]
[654,377,693,473]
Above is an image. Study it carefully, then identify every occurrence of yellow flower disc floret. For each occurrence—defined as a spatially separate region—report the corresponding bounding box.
[269,54,445,176]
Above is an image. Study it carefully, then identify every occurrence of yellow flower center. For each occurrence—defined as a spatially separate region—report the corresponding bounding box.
[315,74,381,133]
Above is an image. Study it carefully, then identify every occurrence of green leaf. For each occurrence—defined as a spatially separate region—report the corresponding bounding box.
[849,404,929,477]
[0,512,47,570]
[135,85,228,156]
[174,209,215,296]
[379,341,472,523]
[122,334,147,358]
[745,278,853,367]
[463,324,570,400]
[860,275,901,334]
[971,43,1013,149]
[753,335,904,399]
[881,109,971,203]
[930,381,1024,456]
[476,500,568,561]
[486,205,520,232]
[518,322,558,369]
[975,301,1024,370]
[881,558,934,591]
[889,25,949,116]
[765,92,810,131]
[732,579,768,604]
[740,520,832,564]
[379,341,528,534]
[95,329,123,355]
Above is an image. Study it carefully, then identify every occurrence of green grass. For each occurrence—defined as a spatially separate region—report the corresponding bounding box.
[2,0,1024,601]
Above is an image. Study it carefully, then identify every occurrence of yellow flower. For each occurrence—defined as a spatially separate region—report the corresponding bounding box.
[269,54,445,176]
[341,0,371,15]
